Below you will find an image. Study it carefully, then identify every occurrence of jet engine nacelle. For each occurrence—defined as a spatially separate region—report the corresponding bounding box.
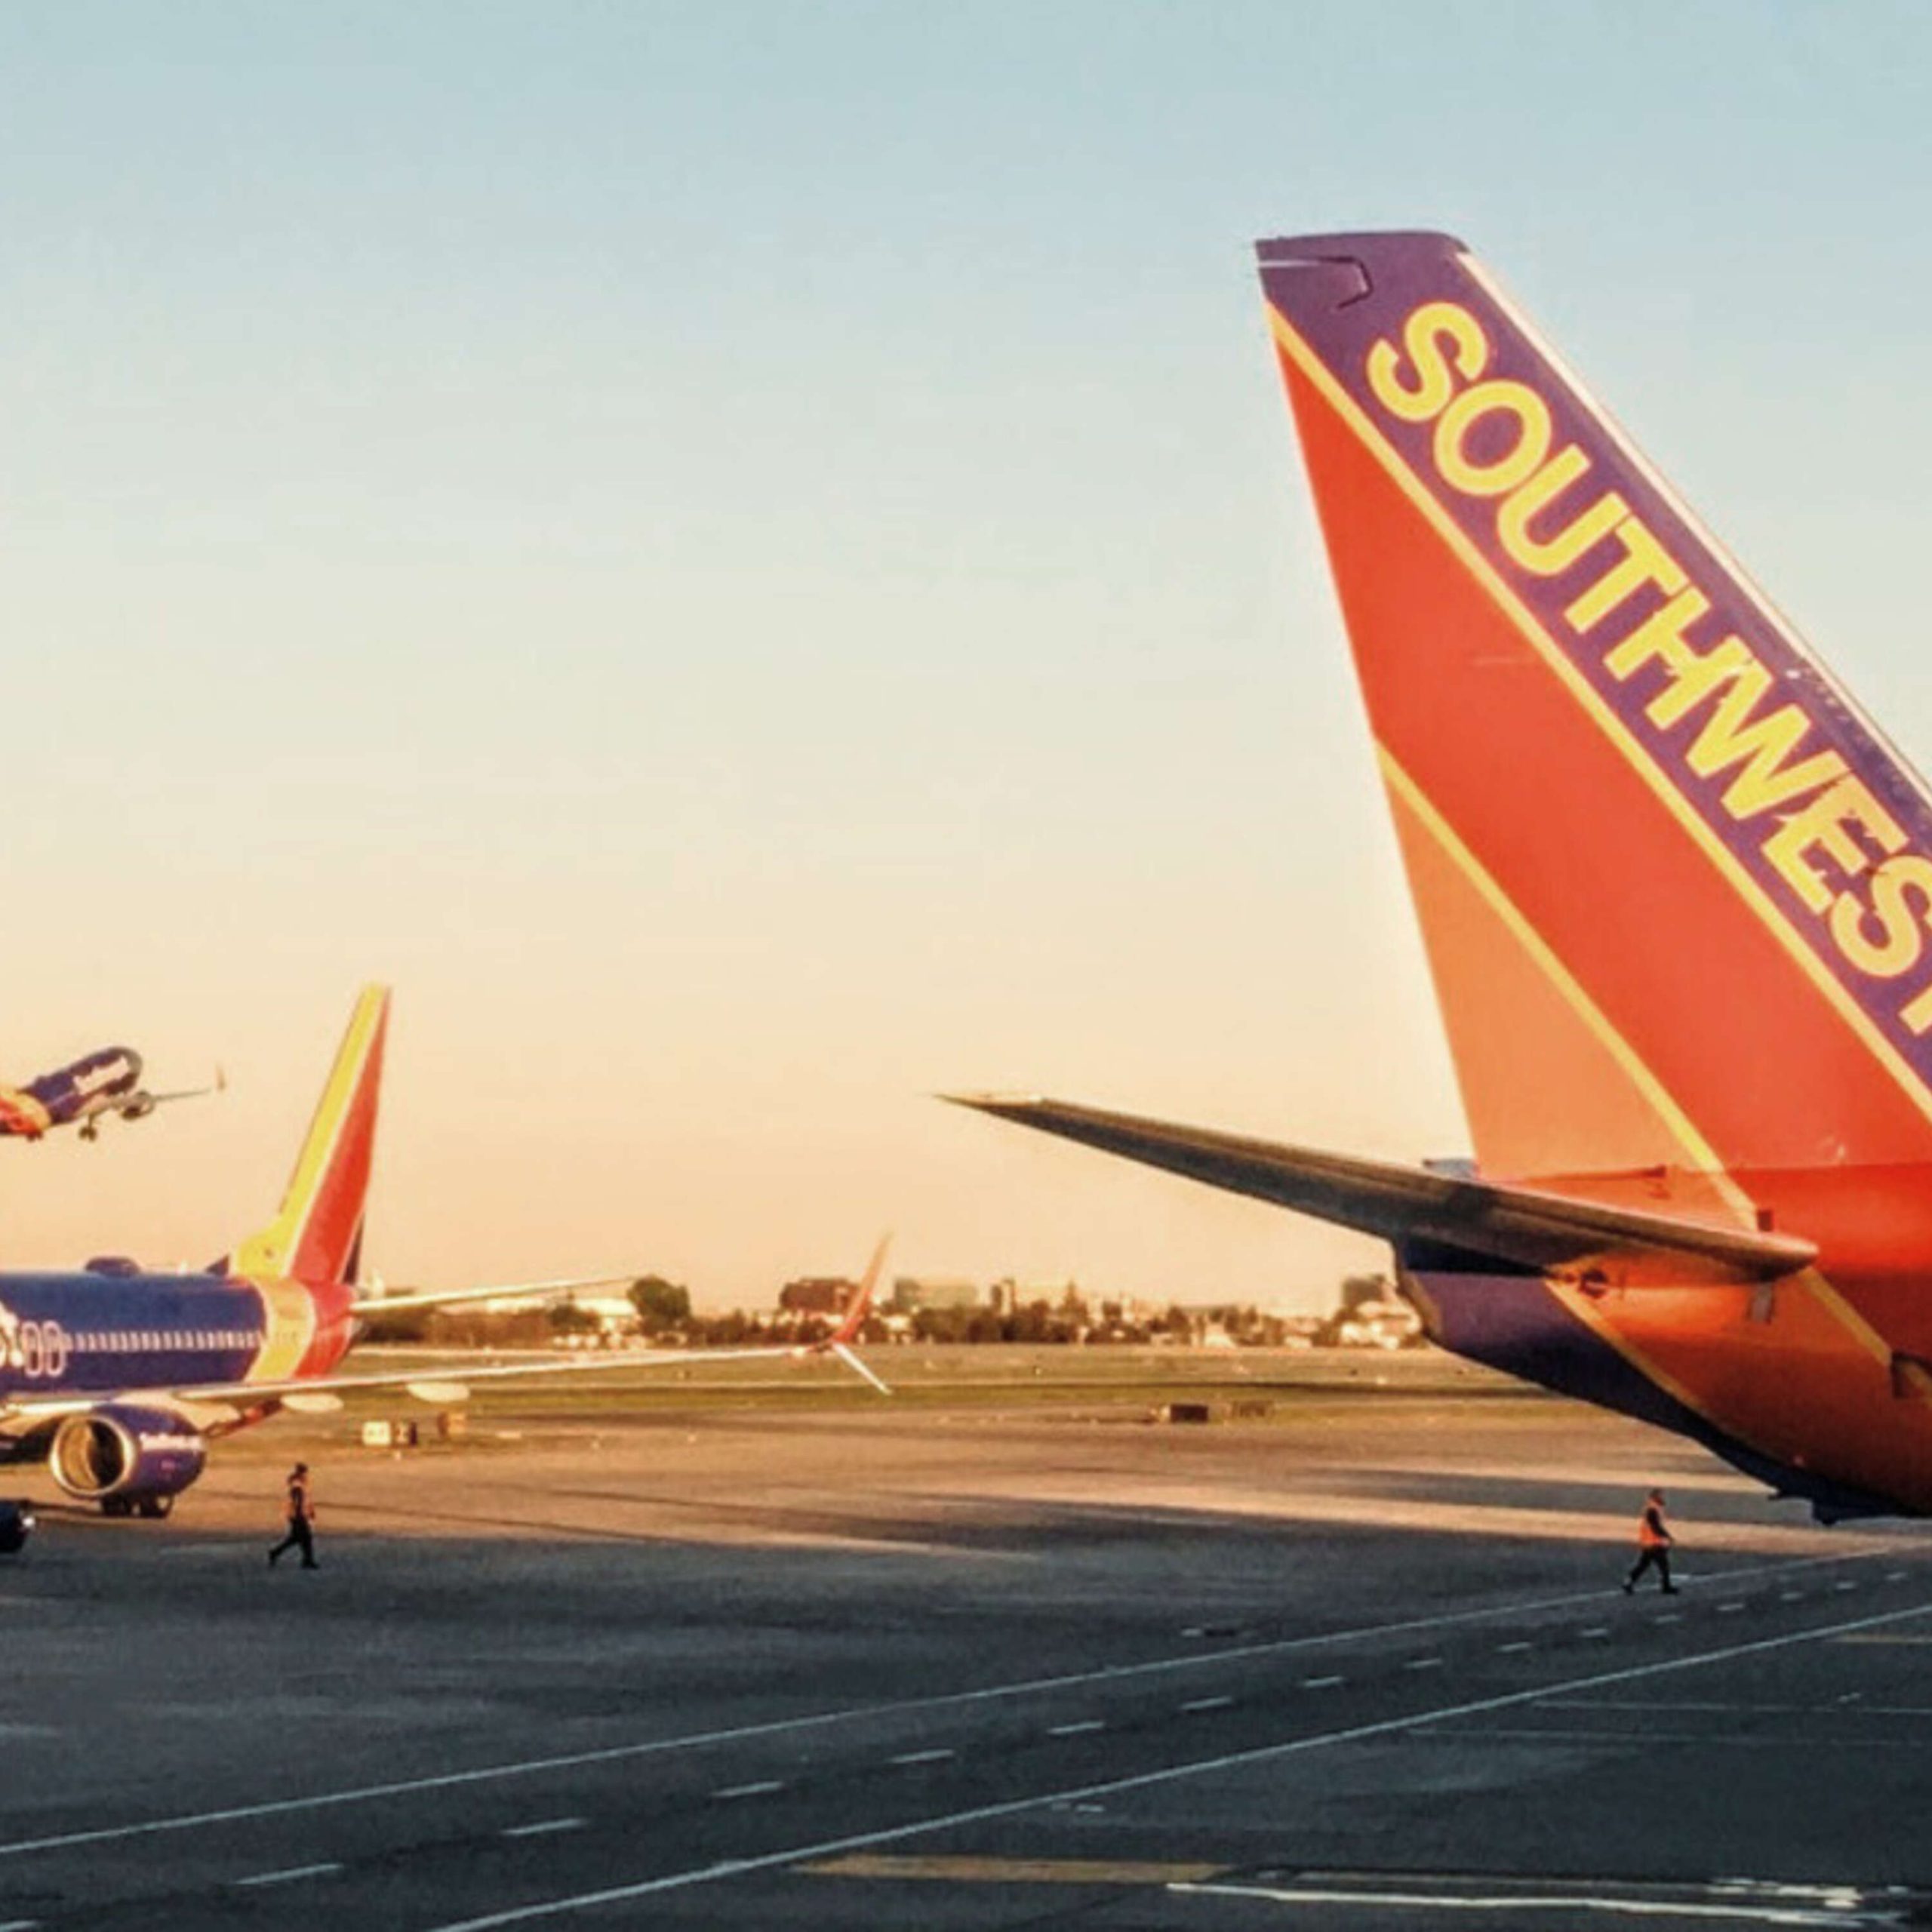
[117,1093,155,1122]
[48,1404,205,1517]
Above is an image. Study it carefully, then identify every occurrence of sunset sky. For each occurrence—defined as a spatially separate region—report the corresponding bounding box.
[2,3,1929,1307]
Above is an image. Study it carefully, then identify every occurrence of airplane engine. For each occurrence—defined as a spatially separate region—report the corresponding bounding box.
[48,1405,205,1518]
[118,1093,155,1121]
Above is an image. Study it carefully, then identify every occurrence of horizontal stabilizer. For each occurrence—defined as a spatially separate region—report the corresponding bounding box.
[349,1275,635,1319]
[945,1095,1814,1284]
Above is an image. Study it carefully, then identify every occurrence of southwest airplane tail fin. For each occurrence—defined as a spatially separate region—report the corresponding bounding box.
[1259,232,1932,1186]
[232,985,390,1285]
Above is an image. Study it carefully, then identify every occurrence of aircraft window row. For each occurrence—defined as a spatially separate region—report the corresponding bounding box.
[78,1331,258,1352]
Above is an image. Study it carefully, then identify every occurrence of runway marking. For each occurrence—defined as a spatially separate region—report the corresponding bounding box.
[1046,1720,1104,1737]
[711,1781,784,1801]
[414,1598,1932,1932]
[1445,1727,1930,1751]
[1833,1633,1932,1645]
[1835,1581,1860,1592]
[1780,1592,1804,1602]
[501,1820,584,1840]
[1887,1571,1909,1582]
[808,1855,1227,1884]
[232,1861,340,1888]
[888,1749,955,1766]
[1542,1699,1864,1714]
[1180,1696,1233,1712]
[1303,1675,1346,1689]
[1497,1641,1533,1654]
[1541,1697,1932,1716]
[0,1549,1885,1864]
[1654,1613,1684,1625]
[1169,1877,1888,1924]
[1718,1602,1746,1614]
[1580,1628,1611,1639]
[1404,1657,1444,1672]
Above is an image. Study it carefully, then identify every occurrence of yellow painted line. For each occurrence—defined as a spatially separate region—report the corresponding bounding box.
[1267,301,1932,1138]
[1377,747,1765,1435]
[802,1855,1227,1885]
[1379,746,1749,1216]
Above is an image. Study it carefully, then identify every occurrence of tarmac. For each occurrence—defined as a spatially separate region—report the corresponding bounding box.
[0,1369,1925,1930]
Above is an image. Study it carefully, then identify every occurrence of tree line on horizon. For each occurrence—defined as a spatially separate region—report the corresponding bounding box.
[361,1272,1413,1349]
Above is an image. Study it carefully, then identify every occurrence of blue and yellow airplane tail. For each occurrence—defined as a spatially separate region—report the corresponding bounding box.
[232,985,390,1286]
[1257,231,1932,1191]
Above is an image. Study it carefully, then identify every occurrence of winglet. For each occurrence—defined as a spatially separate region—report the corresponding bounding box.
[814,1234,891,1392]
[232,986,390,1285]
[832,1232,891,1346]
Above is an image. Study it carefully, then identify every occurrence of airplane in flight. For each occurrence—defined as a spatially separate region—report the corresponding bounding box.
[0,1047,223,1143]
[0,985,887,1517]
[954,229,1932,1524]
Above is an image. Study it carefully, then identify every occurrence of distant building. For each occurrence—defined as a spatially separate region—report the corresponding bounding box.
[568,1294,643,1339]
[989,1278,1088,1319]
[1334,1297,1423,1350]
[780,1276,853,1316]
[889,1275,981,1315]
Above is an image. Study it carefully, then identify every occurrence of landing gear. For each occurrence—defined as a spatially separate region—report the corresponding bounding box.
[100,1494,173,1520]
[78,1121,98,1143]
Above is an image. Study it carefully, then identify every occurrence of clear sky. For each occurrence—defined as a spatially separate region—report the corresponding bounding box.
[1,2,1928,1307]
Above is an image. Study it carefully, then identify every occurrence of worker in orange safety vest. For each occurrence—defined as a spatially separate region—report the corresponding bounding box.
[1621,1487,1676,1595]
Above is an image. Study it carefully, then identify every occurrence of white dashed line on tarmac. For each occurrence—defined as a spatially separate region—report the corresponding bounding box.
[1888,1571,1909,1583]
[888,1749,955,1767]
[1718,1602,1746,1614]
[710,1782,784,1801]
[1653,1614,1683,1625]
[502,1819,585,1840]
[1302,1675,1345,1689]
[1835,1581,1860,1592]
[418,1598,1932,1932]
[1780,1592,1804,1603]
[232,1862,340,1888]
[1496,1641,1532,1654]
[1180,1696,1233,1712]
[1404,1657,1444,1672]
[1047,1720,1105,1737]
[2,1549,1894,1867]
[1580,1628,1610,1640]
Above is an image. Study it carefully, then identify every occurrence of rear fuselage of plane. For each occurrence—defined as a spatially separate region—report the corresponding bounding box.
[1401,1159,1932,1519]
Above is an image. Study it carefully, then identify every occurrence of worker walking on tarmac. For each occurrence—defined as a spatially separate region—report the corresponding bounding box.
[267,1462,318,1571]
[1622,1487,1676,1594]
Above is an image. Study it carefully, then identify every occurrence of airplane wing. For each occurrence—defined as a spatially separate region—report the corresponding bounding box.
[0,1342,866,1417]
[943,1095,1815,1284]
[143,1069,226,1107]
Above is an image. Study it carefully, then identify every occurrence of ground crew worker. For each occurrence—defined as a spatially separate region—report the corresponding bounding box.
[267,1462,318,1570]
[1621,1487,1675,1594]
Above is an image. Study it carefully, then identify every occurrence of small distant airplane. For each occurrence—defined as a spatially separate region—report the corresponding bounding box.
[0,1048,223,1143]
